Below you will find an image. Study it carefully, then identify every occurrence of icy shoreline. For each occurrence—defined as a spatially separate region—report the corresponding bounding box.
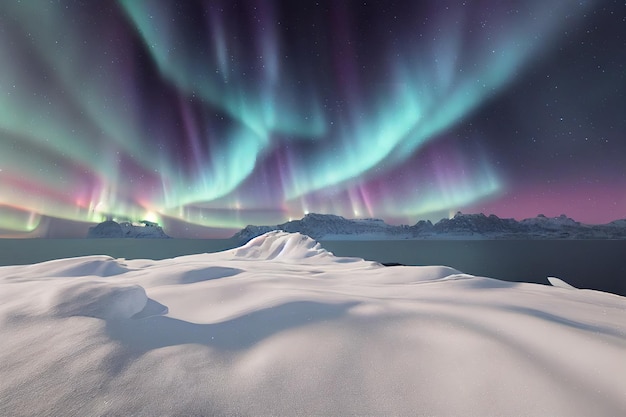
[2,237,625,296]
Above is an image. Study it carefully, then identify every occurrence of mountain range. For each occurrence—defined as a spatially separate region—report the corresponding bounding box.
[232,212,626,243]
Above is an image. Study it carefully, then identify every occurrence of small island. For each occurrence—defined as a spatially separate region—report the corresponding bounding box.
[87,219,170,239]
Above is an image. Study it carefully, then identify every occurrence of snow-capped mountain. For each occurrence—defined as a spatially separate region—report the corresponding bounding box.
[431,212,523,236]
[233,213,415,243]
[87,220,171,239]
[232,212,626,243]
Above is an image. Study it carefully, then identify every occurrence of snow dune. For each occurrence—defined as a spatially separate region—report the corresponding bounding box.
[1,231,625,416]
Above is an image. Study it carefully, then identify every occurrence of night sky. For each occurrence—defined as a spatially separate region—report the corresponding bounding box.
[0,0,624,238]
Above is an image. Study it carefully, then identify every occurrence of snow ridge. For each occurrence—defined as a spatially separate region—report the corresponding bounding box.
[233,230,342,262]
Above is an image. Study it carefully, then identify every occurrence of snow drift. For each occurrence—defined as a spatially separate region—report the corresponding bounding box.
[1,231,625,416]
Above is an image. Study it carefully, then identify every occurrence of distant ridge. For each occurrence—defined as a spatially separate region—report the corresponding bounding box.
[87,220,171,239]
[232,212,626,244]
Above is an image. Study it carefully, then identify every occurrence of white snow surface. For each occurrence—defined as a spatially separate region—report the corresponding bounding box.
[548,276,578,290]
[1,231,625,416]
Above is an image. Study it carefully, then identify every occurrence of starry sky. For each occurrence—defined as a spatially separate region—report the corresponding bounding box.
[0,0,624,238]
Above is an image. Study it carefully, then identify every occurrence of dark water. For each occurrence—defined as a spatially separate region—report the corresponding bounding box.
[0,239,624,297]
[0,239,239,266]
[321,239,626,297]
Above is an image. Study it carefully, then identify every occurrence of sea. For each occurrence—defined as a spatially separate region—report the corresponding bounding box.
[0,238,624,297]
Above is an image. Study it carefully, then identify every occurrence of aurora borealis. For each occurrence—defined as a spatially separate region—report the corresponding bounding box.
[0,1,624,237]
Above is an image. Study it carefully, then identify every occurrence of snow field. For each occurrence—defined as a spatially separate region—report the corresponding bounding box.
[1,232,625,416]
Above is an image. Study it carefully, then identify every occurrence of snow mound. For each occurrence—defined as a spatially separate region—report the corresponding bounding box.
[145,265,244,286]
[360,265,463,285]
[548,276,577,289]
[26,256,131,278]
[49,280,148,319]
[232,231,346,262]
